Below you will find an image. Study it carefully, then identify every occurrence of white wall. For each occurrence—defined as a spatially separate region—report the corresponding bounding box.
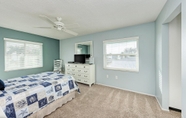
[155,0,181,110]
[169,13,181,109]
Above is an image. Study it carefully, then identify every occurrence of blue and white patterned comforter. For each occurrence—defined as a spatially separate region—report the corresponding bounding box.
[0,72,79,118]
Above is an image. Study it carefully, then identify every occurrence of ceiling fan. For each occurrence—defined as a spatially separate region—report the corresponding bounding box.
[36,15,78,36]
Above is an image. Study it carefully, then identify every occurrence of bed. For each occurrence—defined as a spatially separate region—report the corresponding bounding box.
[0,72,79,118]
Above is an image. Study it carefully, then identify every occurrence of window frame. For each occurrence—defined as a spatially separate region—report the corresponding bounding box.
[4,38,43,71]
[103,37,139,72]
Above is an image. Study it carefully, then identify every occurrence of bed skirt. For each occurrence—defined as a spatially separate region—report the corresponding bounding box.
[28,91,75,118]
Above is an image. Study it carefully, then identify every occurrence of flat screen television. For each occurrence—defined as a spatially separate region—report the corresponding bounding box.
[74,54,90,64]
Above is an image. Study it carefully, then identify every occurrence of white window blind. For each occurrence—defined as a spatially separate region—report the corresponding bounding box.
[4,38,43,71]
[103,37,139,72]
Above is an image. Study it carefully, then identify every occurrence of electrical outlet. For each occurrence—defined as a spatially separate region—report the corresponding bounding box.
[107,75,109,78]
[115,76,118,79]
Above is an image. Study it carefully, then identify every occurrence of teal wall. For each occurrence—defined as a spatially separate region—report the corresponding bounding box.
[60,22,156,95]
[0,27,59,80]
[87,46,90,54]
[77,45,89,54]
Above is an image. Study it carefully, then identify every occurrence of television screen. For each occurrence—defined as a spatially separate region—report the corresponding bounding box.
[74,55,85,63]
[74,54,90,64]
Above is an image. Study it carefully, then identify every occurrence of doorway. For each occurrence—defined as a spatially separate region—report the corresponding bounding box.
[169,13,181,111]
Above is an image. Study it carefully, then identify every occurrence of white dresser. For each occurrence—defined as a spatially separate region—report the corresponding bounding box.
[65,63,95,87]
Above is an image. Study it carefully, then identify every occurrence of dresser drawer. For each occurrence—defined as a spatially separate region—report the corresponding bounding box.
[82,79,89,84]
[74,65,78,68]
[71,68,76,72]
[76,78,89,84]
[66,64,72,67]
[77,65,89,69]
[66,68,71,72]
[76,65,83,68]
[76,78,82,82]
[76,73,82,78]
[83,70,89,74]
[66,72,76,77]
[71,73,76,77]
[83,65,90,69]
[66,67,76,72]
[66,64,76,68]
[82,74,89,79]
[76,69,83,73]
[76,69,89,74]
[66,72,72,75]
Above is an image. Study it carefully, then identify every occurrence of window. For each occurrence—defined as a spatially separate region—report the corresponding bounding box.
[4,38,43,71]
[103,37,139,72]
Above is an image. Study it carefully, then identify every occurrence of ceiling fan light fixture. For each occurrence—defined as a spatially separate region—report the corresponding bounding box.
[57,27,62,30]
[55,21,64,26]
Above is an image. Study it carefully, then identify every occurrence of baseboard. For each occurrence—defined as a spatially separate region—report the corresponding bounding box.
[96,83,155,97]
[169,107,181,112]
[155,97,169,111]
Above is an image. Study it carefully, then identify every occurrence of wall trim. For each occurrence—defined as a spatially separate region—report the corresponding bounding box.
[163,4,181,24]
[96,83,155,97]
[155,97,169,111]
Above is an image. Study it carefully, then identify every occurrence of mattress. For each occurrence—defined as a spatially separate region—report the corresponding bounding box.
[0,72,79,118]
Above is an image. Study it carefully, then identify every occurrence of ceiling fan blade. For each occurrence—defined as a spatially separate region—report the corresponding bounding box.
[39,15,55,25]
[62,29,78,36]
[34,27,52,29]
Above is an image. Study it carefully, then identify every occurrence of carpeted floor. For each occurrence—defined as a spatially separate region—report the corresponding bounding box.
[45,84,181,118]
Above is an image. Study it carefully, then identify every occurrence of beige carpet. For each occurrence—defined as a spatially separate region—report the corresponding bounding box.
[45,84,181,118]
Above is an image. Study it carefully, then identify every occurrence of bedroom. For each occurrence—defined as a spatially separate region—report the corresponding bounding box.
[0,0,186,118]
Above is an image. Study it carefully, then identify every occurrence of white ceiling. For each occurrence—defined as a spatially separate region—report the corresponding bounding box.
[0,0,167,40]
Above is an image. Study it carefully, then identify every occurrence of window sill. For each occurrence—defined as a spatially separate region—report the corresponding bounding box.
[5,66,43,72]
[103,67,139,72]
